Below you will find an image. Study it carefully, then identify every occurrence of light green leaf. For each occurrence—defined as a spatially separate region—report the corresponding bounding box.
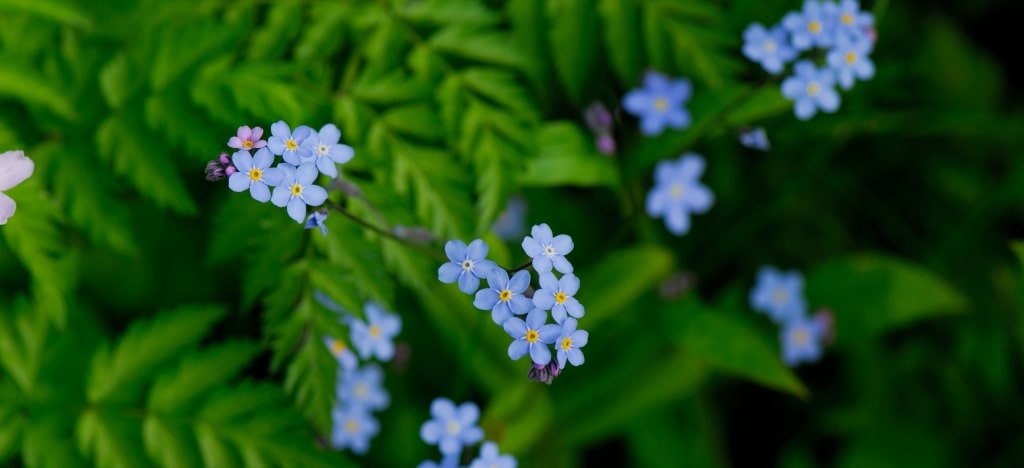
[473,130,520,234]
[75,409,149,468]
[246,2,304,61]
[575,244,676,326]
[598,0,644,84]
[546,0,599,104]
[430,26,531,71]
[99,53,140,110]
[390,139,475,239]
[295,3,350,62]
[398,0,501,26]
[351,70,434,105]
[0,0,90,28]
[459,67,538,120]
[51,143,136,256]
[148,341,261,413]
[143,417,201,468]
[381,104,445,142]
[0,62,77,120]
[521,122,619,189]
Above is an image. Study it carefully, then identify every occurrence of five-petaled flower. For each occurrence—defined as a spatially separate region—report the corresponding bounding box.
[268,120,313,164]
[742,23,798,74]
[330,404,379,454]
[228,148,283,203]
[645,153,714,236]
[834,0,875,41]
[271,162,329,223]
[826,33,875,90]
[227,125,267,151]
[533,273,584,324]
[324,336,358,373]
[474,269,532,325]
[781,60,841,121]
[419,398,484,457]
[469,441,518,468]
[555,318,588,369]
[783,0,837,51]
[0,150,34,225]
[438,239,499,295]
[349,302,402,361]
[749,266,808,324]
[336,364,390,412]
[622,71,693,136]
[503,308,561,366]
[302,123,355,179]
[522,223,575,274]
[780,314,824,366]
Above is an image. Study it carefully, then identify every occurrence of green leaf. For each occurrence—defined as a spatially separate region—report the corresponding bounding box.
[806,254,970,345]
[322,225,395,310]
[149,21,242,91]
[295,3,350,62]
[458,67,539,120]
[574,244,673,327]
[0,297,47,394]
[381,104,446,142]
[520,121,619,189]
[0,61,77,120]
[99,53,140,110]
[430,26,531,71]
[473,130,520,234]
[143,416,202,468]
[390,139,475,239]
[598,0,644,84]
[351,70,433,105]
[397,0,501,26]
[546,0,599,104]
[22,412,87,468]
[246,2,304,61]
[0,402,23,462]
[75,409,149,468]
[148,341,261,413]
[0,0,90,28]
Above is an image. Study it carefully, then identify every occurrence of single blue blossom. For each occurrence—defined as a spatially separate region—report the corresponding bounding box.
[622,71,693,136]
[492,196,527,241]
[0,150,34,225]
[742,23,798,74]
[645,153,714,236]
[749,266,807,324]
[324,336,358,373]
[835,0,875,42]
[302,123,355,178]
[739,127,771,151]
[826,33,875,90]
[417,455,460,468]
[783,0,838,51]
[330,404,379,454]
[270,162,329,223]
[337,364,390,411]
[503,308,561,366]
[469,441,517,468]
[267,120,313,164]
[438,239,499,294]
[227,148,283,203]
[305,209,328,236]
[420,398,484,457]
[781,314,824,366]
[781,60,840,121]
[474,269,532,325]
[555,318,588,369]
[532,273,584,324]
[349,302,402,361]
[521,223,574,274]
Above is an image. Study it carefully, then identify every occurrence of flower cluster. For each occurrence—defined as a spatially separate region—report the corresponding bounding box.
[438,223,590,383]
[324,301,402,455]
[418,398,516,468]
[0,150,34,225]
[206,121,355,226]
[646,153,714,236]
[749,266,830,366]
[622,71,693,136]
[742,0,876,120]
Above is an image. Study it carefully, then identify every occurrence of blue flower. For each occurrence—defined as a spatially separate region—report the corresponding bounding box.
[337,364,389,411]
[645,153,714,236]
[270,162,329,223]
[742,23,797,75]
[302,123,355,178]
[739,127,771,151]
[503,308,561,366]
[469,441,517,468]
[835,0,875,42]
[622,71,693,136]
[532,273,584,324]
[474,269,532,325]
[417,455,459,468]
[305,209,328,236]
[493,196,527,242]
[323,336,358,373]
[438,239,499,295]
[0,150,34,225]
[349,302,402,361]
[330,404,379,454]
[783,0,838,51]
[780,314,824,366]
[749,266,807,324]
[227,149,283,203]
[521,223,574,274]
[267,120,313,164]
[555,318,588,369]
[826,33,875,90]
[781,60,840,121]
[419,398,484,457]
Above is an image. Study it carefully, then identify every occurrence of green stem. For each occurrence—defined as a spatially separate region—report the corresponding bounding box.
[323,199,448,263]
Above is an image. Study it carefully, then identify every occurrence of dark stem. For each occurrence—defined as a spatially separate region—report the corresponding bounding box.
[323,199,448,263]
[507,259,534,273]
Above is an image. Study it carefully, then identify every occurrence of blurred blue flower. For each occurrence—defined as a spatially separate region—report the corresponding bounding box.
[330,404,379,454]
[469,441,517,468]
[780,314,824,366]
[305,209,328,236]
[417,455,460,468]
[781,60,840,121]
[739,127,771,151]
[827,33,875,90]
[783,0,838,51]
[742,23,797,74]
[503,308,561,366]
[521,223,574,274]
[337,363,389,412]
[474,269,532,325]
[555,318,588,369]
[420,398,484,457]
[749,266,807,324]
[622,71,693,136]
[267,120,313,164]
[270,162,329,223]
[349,302,402,361]
[227,149,283,203]
[438,239,499,294]
[493,196,527,241]
[835,0,875,41]
[645,153,714,236]
[302,123,355,179]
[323,336,358,373]
[533,273,584,324]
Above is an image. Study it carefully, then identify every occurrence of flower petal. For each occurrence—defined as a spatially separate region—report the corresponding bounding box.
[319,124,341,144]
[231,150,253,172]
[564,298,585,318]
[509,295,532,315]
[532,290,555,310]
[228,173,250,192]
[521,237,543,257]
[302,185,328,206]
[532,256,553,274]
[250,181,271,203]
[538,272,558,291]
[559,273,580,295]
[467,239,489,260]
[529,342,552,365]
[316,156,338,178]
[503,317,528,338]
[296,163,319,185]
[331,144,355,164]
[508,339,529,360]
[551,255,574,274]
[0,192,15,225]
[445,240,467,262]
[508,270,531,292]
[431,398,457,420]
[473,288,499,310]
[531,223,553,242]
[525,308,547,329]
[571,330,589,348]
[566,348,585,366]
[261,167,284,186]
[438,262,462,283]
[270,186,291,207]
[538,324,561,344]
[253,147,273,169]
[286,197,307,223]
[459,272,481,295]
[491,305,512,325]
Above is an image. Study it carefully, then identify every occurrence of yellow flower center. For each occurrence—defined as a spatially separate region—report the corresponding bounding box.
[772,288,788,305]
[791,327,809,346]
[806,82,820,96]
[248,168,262,182]
[285,138,298,151]
[446,421,461,435]
[841,13,854,25]
[844,51,857,64]
[525,330,539,343]
[290,183,303,196]
[670,183,684,199]
[369,325,381,338]
[354,384,368,398]
[763,40,777,53]
[499,289,512,302]
[242,140,253,149]
[561,337,573,351]
[330,339,346,355]
[654,97,667,111]
[808,20,821,34]
[345,418,359,433]
[554,292,567,304]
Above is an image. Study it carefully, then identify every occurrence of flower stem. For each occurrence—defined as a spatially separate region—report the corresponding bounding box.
[323,199,448,263]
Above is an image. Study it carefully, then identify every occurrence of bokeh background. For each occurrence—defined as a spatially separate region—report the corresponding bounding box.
[0,0,1022,466]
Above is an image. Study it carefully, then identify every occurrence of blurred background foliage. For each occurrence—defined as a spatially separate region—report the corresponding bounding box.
[0,0,1021,466]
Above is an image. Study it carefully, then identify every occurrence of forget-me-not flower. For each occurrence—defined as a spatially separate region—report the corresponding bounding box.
[781,314,824,366]
[227,125,266,151]
[305,209,328,236]
[267,120,313,164]
[417,455,459,468]
[533,273,584,324]
[781,60,840,120]
[555,318,588,369]
[324,336,358,373]
[0,150,34,225]
[228,148,283,203]
[622,71,693,136]
[493,196,527,241]
[645,153,714,236]
[474,269,532,325]
[522,223,574,274]
[349,302,402,361]
[783,0,838,51]
[330,404,379,454]
[742,23,798,75]
[337,364,390,411]
[469,441,517,468]
[420,398,484,457]
[739,127,771,151]
[438,239,499,294]
[503,308,561,366]
[835,0,875,41]
[270,162,328,223]
[826,33,875,90]
[749,266,807,324]
[302,123,355,178]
